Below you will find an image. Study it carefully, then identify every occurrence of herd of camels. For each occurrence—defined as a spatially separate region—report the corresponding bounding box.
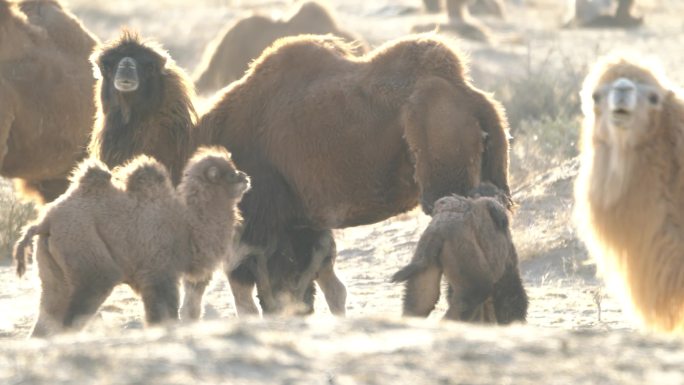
[3,0,682,337]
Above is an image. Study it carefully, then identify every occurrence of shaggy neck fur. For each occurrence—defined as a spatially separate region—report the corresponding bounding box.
[95,64,196,183]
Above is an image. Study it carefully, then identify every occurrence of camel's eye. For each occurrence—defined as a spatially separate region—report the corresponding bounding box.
[592,91,601,103]
[648,93,659,105]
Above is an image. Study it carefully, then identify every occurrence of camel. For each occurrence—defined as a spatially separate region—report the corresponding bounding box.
[567,0,643,28]
[189,34,511,316]
[193,1,368,95]
[392,191,527,324]
[414,0,491,43]
[0,0,98,203]
[574,54,684,332]
[89,30,197,186]
[14,147,249,337]
[423,0,505,18]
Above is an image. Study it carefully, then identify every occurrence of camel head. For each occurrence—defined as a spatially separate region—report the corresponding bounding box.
[583,57,671,150]
[580,55,676,207]
[180,146,250,206]
[91,30,174,123]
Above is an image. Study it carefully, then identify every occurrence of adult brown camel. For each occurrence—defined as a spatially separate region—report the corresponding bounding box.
[0,0,98,203]
[194,1,368,95]
[190,34,511,316]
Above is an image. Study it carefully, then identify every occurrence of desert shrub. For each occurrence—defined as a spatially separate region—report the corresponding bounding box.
[497,50,586,133]
[509,115,580,185]
[492,48,587,185]
[0,180,36,263]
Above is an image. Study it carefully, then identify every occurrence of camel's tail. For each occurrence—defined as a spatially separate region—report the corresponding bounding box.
[391,262,426,283]
[391,233,443,283]
[13,223,43,277]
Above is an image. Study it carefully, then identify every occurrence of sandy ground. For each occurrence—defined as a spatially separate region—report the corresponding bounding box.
[3,0,684,383]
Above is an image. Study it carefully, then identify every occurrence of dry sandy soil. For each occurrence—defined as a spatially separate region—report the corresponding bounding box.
[3,0,684,383]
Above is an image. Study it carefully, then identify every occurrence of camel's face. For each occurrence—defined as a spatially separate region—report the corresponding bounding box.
[93,38,169,122]
[189,156,251,200]
[590,76,667,146]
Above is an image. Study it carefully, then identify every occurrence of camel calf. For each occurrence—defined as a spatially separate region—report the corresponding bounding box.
[392,190,527,324]
[14,147,249,337]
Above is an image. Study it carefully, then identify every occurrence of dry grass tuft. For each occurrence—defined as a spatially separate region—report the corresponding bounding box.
[0,180,36,264]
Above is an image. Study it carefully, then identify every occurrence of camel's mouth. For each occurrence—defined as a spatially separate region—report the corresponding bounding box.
[609,108,633,124]
[114,78,139,92]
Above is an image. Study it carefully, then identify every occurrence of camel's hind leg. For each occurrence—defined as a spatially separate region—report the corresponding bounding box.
[62,278,116,331]
[30,237,75,337]
[141,275,180,325]
[402,264,443,317]
[403,77,485,213]
[442,247,494,322]
[32,281,70,338]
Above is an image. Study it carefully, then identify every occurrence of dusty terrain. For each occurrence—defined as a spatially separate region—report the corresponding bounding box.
[2,0,684,383]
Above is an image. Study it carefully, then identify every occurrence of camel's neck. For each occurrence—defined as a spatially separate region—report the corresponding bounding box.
[183,190,239,276]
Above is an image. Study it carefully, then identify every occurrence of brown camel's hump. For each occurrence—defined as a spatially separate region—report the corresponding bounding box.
[369,34,468,83]
[289,1,337,27]
[19,0,98,55]
[246,34,359,79]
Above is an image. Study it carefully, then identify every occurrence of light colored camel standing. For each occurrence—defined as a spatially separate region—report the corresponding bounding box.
[575,54,684,332]
[14,148,249,337]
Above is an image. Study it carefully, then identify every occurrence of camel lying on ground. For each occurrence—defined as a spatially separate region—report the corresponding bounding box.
[567,0,642,28]
[414,0,492,42]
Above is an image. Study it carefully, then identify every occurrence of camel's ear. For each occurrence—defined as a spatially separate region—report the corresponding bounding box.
[205,165,220,183]
[486,200,509,232]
